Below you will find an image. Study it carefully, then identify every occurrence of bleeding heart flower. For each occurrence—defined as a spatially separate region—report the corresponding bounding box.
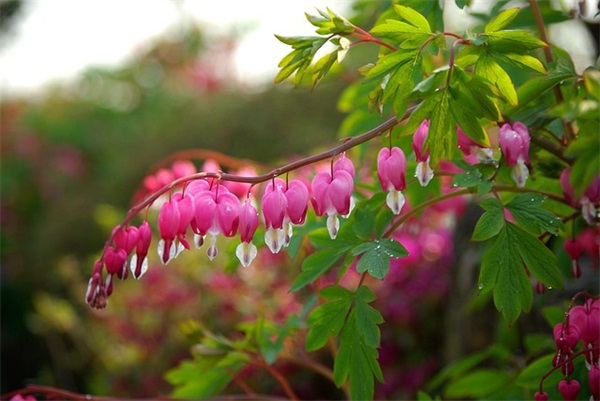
[499,122,530,187]
[413,120,434,187]
[377,146,407,215]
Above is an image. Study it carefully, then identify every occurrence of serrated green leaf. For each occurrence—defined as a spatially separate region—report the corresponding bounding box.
[394,5,432,33]
[503,53,546,74]
[479,226,532,326]
[508,224,562,289]
[472,206,504,241]
[505,193,564,235]
[486,30,547,52]
[504,65,575,115]
[480,197,503,212]
[312,50,338,88]
[291,248,346,292]
[453,67,502,123]
[333,286,383,400]
[427,89,455,163]
[476,54,518,106]
[484,7,520,33]
[306,286,353,351]
[449,89,490,148]
[366,49,418,83]
[370,20,432,47]
[356,249,390,280]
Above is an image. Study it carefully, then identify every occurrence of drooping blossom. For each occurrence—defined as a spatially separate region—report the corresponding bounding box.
[236,199,259,267]
[191,185,240,260]
[156,192,196,264]
[564,238,583,278]
[499,122,530,187]
[457,126,494,164]
[552,322,580,375]
[534,391,548,401]
[570,299,600,365]
[561,167,600,225]
[413,120,434,187]
[171,160,196,179]
[589,364,600,400]
[558,379,580,401]
[377,146,407,214]
[262,178,309,253]
[171,192,196,249]
[104,246,128,279]
[130,221,152,279]
[113,225,140,279]
[311,153,355,239]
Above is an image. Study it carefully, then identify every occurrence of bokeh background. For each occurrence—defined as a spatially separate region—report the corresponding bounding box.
[1,0,599,399]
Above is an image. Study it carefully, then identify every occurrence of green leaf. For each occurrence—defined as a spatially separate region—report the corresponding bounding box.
[306,285,353,351]
[365,49,419,82]
[505,193,564,235]
[584,68,600,102]
[352,239,409,280]
[478,226,532,326]
[484,7,520,33]
[312,50,338,88]
[427,88,455,163]
[472,203,504,241]
[370,20,432,47]
[503,53,546,74]
[444,369,511,398]
[166,352,250,398]
[516,354,562,389]
[486,30,547,52]
[291,248,346,292]
[393,5,432,33]
[508,224,563,289]
[476,54,518,106]
[333,286,384,401]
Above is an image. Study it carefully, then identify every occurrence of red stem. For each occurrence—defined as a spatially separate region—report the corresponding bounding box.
[100,110,410,260]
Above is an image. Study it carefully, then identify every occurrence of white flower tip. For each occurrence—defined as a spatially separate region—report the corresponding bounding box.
[206,235,218,260]
[129,254,149,280]
[415,161,434,187]
[581,198,598,226]
[511,160,529,188]
[326,215,340,240]
[386,190,405,215]
[236,242,258,267]
[265,227,285,254]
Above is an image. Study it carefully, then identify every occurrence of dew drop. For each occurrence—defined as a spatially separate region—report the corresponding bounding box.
[478,283,484,290]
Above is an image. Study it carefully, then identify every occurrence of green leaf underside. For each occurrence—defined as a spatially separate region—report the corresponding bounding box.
[167,352,250,398]
[484,7,520,33]
[479,222,562,325]
[505,193,564,235]
[333,286,384,401]
[291,248,347,292]
[306,285,354,351]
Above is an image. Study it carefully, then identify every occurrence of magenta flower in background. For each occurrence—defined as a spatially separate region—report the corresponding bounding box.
[561,167,600,225]
[499,122,530,187]
[412,120,433,187]
[457,126,495,164]
[377,146,407,215]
